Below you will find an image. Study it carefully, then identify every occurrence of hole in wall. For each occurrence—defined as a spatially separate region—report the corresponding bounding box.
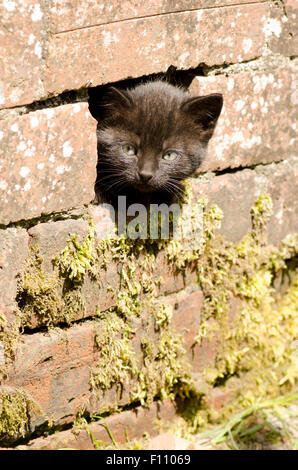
[88,65,204,213]
[88,65,203,120]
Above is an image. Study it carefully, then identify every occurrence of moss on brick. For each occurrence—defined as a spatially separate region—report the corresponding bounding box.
[11,185,298,439]
[89,229,192,411]
[16,244,63,328]
[16,241,91,328]
[0,388,40,444]
[165,193,298,431]
[53,222,98,285]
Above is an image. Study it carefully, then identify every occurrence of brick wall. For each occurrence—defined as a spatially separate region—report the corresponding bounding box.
[0,0,297,448]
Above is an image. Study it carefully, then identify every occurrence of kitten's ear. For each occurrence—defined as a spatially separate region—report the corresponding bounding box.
[106,86,133,109]
[181,93,223,133]
[89,87,133,121]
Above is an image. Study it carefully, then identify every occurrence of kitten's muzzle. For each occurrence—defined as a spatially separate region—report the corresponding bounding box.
[138,169,154,183]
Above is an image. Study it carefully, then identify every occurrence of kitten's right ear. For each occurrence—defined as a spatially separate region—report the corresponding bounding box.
[106,87,133,109]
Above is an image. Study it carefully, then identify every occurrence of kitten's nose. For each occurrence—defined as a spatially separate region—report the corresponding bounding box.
[139,170,153,183]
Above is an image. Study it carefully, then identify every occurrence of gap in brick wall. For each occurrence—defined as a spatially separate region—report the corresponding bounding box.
[4,65,203,119]
[0,206,89,231]
[213,157,295,177]
[88,65,204,120]
[88,65,204,207]
[25,89,90,113]
[7,396,146,448]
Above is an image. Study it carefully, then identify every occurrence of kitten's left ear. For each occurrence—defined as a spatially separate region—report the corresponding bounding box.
[181,93,223,134]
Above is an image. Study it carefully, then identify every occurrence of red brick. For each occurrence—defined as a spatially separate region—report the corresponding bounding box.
[44,4,268,95]
[204,388,232,410]
[268,0,298,57]
[190,68,297,172]
[23,218,120,328]
[15,399,176,450]
[0,0,43,109]
[168,287,204,366]
[0,228,29,323]
[28,219,90,272]
[50,0,259,33]
[167,287,221,374]
[5,322,98,426]
[191,156,298,244]
[154,252,186,295]
[3,312,179,433]
[0,103,97,225]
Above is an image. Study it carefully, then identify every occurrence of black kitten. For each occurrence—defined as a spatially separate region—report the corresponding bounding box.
[94,81,223,205]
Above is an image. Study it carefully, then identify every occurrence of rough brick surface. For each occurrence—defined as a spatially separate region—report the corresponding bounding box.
[0,228,29,322]
[24,217,119,328]
[3,283,208,431]
[50,0,258,33]
[15,399,176,450]
[190,68,297,172]
[44,4,268,95]
[0,0,43,109]
[191,156,298,244]
[6,322,98,427]
[268,0,298,57]
[0,0,297,449]
[20,210,188,329]
[0,103,97,225]
[28,218,91,272]
[4,313,181,430]
[167,286,204,368]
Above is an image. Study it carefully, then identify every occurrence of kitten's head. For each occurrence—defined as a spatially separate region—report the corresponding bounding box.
[96,81,223,196]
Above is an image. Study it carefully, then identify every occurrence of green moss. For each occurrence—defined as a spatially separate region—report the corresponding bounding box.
[10,186,297,441]
[0,313,20,377]
[164,193,298,430]
[0,388,40,443]
[90,311,138,393]
[16,245,63,328]
[16,233,98,328]
[53,223,97,285]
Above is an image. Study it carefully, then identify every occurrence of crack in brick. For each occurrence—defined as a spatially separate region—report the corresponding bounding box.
[53,1,269,36]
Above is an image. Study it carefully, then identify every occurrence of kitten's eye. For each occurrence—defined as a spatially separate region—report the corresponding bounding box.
[122,144,137,156]
[162,151,179,161]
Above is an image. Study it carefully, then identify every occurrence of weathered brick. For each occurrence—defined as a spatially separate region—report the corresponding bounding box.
[190,67,297,172]
[5,322,98,426]
[3,314,178,431]
[15,399,176,450]
[0,103,97,225]
[0,0,43,109]
[191,157,298,244]
[50,0,258,33]
[268,0,298,57]
[24,218,119,328]
[28,218,90,272]
[0,228,29,323]
[167,286,204,366]
[44,4,268,95]
[154,252,186,295]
